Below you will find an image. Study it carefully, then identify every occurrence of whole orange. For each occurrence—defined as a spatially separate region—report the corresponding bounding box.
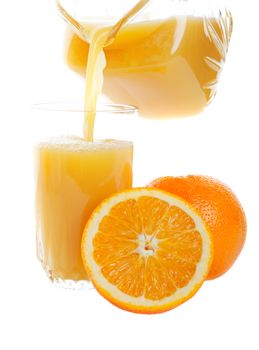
[147,175,247,280]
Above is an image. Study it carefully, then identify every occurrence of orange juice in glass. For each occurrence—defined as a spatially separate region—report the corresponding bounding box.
[34,104,135,288]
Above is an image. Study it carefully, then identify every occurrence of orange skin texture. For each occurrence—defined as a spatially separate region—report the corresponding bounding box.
[148,176,247,280]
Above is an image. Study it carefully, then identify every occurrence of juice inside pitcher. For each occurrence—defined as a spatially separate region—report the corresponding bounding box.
[65,14,232,118]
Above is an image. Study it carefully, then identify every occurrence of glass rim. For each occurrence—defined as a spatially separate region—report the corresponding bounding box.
[32,102,138,114]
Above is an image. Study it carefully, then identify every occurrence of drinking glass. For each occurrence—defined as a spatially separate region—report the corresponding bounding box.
[34,103,136,289]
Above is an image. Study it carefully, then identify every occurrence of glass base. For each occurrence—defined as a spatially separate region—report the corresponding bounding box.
[40,260,93,290]
[52,278,93,290]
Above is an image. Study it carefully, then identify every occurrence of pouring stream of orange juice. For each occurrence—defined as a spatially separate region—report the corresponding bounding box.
[57,0,151,141]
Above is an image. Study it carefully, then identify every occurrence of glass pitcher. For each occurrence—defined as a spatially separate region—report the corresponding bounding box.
[60,0,233,118]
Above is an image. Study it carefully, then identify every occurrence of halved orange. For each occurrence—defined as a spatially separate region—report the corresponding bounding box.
[81,188,213,314]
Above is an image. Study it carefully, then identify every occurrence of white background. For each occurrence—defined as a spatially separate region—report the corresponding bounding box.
[1,0,259,349]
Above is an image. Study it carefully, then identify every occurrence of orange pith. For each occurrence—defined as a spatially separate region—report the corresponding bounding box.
[81,189,213,314]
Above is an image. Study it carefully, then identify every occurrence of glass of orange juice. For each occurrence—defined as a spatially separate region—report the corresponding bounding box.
[34,103,136,288]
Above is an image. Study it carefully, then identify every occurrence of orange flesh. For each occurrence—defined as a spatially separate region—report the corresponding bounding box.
[92,196,202,300]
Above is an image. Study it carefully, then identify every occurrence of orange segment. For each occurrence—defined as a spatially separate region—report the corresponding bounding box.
[81,188,213,314]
